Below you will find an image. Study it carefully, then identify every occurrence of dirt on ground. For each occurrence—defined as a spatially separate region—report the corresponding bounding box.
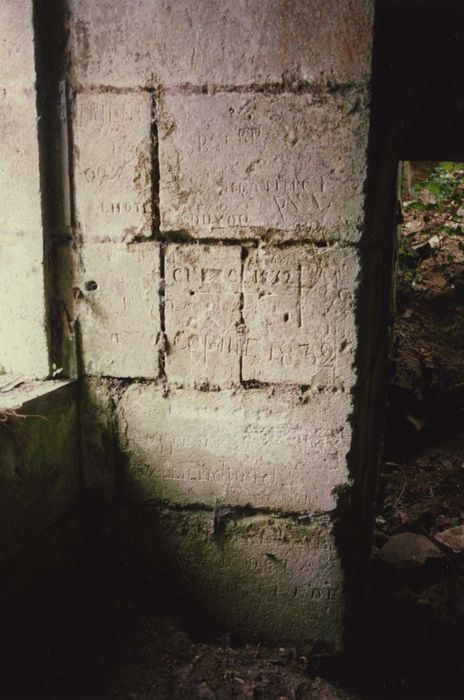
[364,163,464,697]
[379,164,464,537]
[0,572,355,700]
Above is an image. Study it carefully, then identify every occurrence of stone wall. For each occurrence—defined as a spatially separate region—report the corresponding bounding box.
[0,0,50,376]
[3,0,464,655]
[66,0,373,652]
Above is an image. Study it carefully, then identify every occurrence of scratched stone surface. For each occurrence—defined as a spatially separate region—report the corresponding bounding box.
[68,0,373,88]
[242,246,359,386]
[117,383,353,513]
[73,92,153,243]
[159,92,369,239]
[106,507,345,651]
[78,242,160,377]
[165,244,242,388]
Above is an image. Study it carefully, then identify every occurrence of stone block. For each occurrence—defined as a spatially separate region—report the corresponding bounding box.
[0,381,79,562]
[0,0,36,88]
[105,507,344,651]
[68,0,373,88]
[117,384,353,512]
[80,378,116,500]
[159,92,368,239]
[73,92,153,243]
[0,90,43,233]
[242,246,359,386]
[78,242,161,377]
[0,233,49,377]
[165,244,242,388]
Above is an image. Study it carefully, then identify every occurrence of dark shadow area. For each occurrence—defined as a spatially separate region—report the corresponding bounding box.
[0,521,353,699]
[318,1,464,696]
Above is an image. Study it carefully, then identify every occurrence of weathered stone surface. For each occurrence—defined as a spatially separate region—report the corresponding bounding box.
[0,9,49,377]
[117,384,352,512]
[80,378,116,500]
[105,507,344,651]
[242,246,359,386]
[165,244,242,388]
[73,92,153,243]
[378,533,445,569]
[0,381,79,562]
[0,91,43,234]
[68,0,373,88]
[159,92,368,239]
[78,242,161,377]
[0,89,48,376]
[0,234,49,377]
[0,0,36,88]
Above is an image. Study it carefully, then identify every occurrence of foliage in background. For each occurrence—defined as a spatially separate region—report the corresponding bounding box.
[400,162,464,283]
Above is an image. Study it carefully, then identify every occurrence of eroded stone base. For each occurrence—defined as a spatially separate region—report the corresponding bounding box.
[103,507,344,652]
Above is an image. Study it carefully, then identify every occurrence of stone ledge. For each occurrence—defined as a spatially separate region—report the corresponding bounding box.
[0,378,79,563]
[0,377,76,410]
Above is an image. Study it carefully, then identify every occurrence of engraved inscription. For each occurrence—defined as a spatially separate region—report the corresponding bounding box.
[68,0,373,92]
[159,92,368,240]
[74,92,152,242]
[117,385,352,512]
[151,509,344,647]
[242,246,359,386]
[165,245,242,388]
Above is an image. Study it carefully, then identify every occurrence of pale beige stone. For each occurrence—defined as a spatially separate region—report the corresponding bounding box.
[106,508,345,651]
[159,92,368,239]
[0,7,48,377]
[78,242,160,377]
[0,0,36,88]
[0,90,48,376]
[73,92,153,243]
[242,246,359,386]
[165,244,242,388]
[69,0,373,88]
[0,91,43,234]
[0,234,49,377]
[117,384,353,512]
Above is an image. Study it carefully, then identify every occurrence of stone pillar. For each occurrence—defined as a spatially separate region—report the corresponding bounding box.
[0,0,49,376]
[68,0,374,652]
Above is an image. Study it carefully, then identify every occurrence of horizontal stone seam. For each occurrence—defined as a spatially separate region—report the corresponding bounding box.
[127,232,362,250]
[114,501,333,523]
[69,81,370,97]
[82,375,352,395]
